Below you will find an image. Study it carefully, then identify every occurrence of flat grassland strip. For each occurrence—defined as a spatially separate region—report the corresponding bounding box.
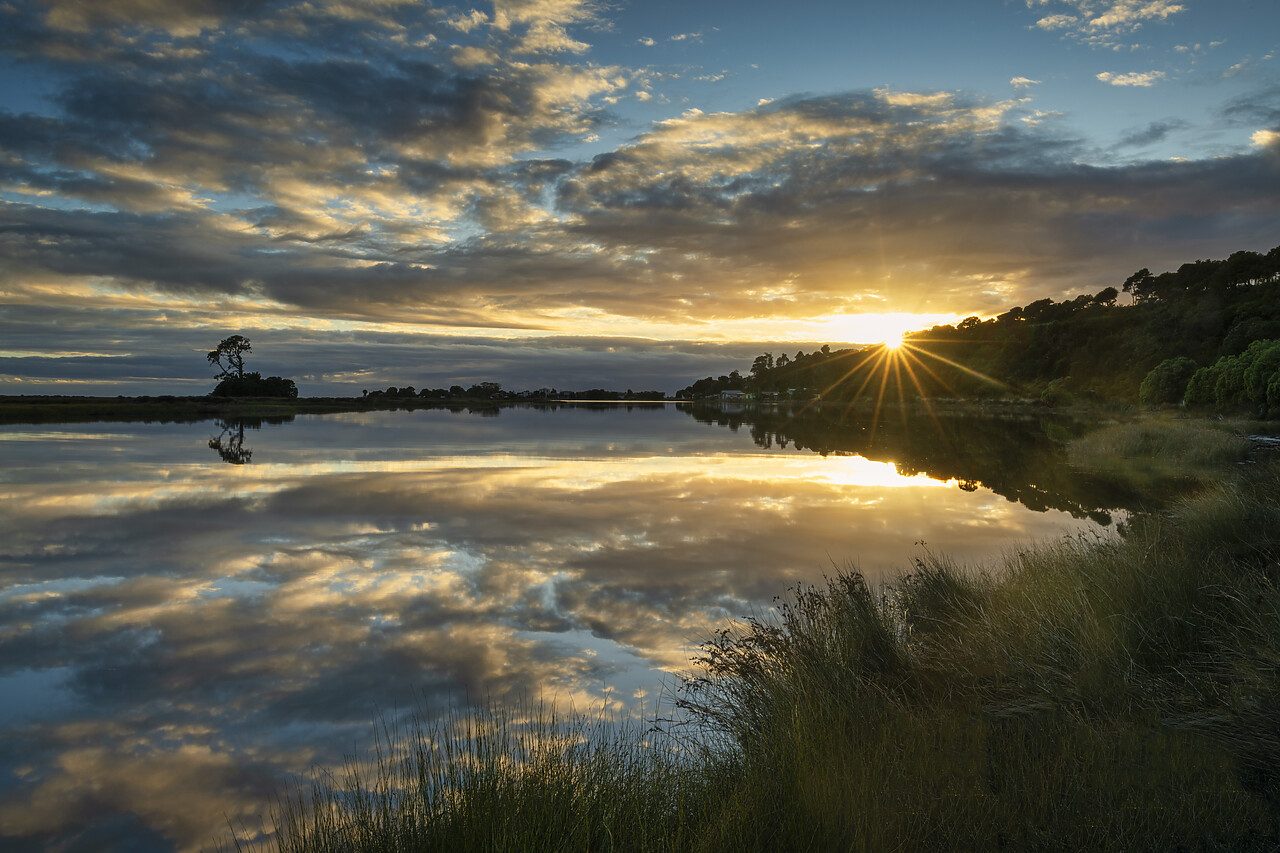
[0,395,503,425]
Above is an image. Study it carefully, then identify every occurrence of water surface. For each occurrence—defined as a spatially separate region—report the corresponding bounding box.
[0,404,1114,851]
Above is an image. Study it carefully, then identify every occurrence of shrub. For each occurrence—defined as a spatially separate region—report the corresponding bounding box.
[1184,365,1219,408]
[1184,339,1280,416]
[1138,356,1198,405]
[211,372,299,398]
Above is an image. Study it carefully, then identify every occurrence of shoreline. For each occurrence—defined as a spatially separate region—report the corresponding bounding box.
[0,392,1113,426]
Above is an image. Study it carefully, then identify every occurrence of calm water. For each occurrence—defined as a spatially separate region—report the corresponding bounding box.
[1,404,1123,851]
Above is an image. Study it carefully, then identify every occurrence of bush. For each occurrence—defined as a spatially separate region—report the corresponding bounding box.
[211,372,299,398]
[1184,339,1280,416]
[1138,356,1198,405]
[1184,365,1219,408]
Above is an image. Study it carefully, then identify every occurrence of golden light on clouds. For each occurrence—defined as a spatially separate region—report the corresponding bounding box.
[3,0,1278,399]
[804,312,963,347]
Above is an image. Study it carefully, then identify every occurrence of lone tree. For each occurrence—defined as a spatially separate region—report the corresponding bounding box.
[207,335,251,379]
[205,335,298,398]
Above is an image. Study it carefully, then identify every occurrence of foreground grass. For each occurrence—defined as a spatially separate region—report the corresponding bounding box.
[264,462,1280,852]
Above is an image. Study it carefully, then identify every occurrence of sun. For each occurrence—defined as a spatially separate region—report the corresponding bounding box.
[808,312,959,349]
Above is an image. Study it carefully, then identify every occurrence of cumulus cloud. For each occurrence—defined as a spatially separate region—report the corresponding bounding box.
[1011,76,1042,88]
[1034,13,1080,30]
[1096,69,1167,85]
[1028,0,1186,47]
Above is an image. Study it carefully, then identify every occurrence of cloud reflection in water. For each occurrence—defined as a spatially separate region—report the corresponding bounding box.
[0,406,1102,851]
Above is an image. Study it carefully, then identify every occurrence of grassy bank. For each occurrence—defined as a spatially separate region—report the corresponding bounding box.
[255,433,1280,852]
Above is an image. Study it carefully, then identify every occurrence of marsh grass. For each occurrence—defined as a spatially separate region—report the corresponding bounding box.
[260,704,717,853]
[264,463,1280,852]
[1066,417,1251,490]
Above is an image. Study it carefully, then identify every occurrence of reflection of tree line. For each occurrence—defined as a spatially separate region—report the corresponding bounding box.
[207,416,294,465]
[204,403,669,464]
[681,404,1183,524]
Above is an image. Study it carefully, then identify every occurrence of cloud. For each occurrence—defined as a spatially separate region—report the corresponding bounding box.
[1021,109,1065,126]
[1010,76,1042,88]
[3,1,1280,394]
[1096,69,1166,86]
[636,36,655,46]
[446,9,490,32]
[1034,13,1080,30]
[1115,117,1189,147]
[1088,0,1184,29]
[1220,84,1280,127]
[1253,129,1280,149]
[1028,0,1186,48]
[6,81,1280,392]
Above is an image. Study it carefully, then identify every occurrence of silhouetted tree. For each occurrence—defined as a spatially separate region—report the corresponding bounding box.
[207,335,251,379]
[1122,268,1154,302]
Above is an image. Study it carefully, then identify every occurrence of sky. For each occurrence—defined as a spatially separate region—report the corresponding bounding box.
[1,0,1278,395]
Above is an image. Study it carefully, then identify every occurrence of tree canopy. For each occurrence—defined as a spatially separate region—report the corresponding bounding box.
[207,335,251,380]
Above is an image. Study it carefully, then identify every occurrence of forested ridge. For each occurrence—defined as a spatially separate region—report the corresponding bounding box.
[680,244,1280,411]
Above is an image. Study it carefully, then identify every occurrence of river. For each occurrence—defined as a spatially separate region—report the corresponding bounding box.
[0,402,1127,851]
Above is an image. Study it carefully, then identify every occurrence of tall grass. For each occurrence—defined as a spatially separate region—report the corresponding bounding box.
[264,463,1280,852]
[261,704,715,853]
[1066,417,1251,488]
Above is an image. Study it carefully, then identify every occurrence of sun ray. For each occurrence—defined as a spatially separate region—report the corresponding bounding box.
[898,343,958,395]
[908,345,1013,391]
[894,348,946,434]
[839,348,891,421]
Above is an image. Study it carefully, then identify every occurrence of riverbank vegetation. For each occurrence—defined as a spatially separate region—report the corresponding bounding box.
[255,420,1280,852]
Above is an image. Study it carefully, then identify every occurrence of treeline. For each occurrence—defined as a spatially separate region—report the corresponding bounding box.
[676,345,851,399]
[687,243,1280,411]
[365,382,665,401]
[907,242,1280,411]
